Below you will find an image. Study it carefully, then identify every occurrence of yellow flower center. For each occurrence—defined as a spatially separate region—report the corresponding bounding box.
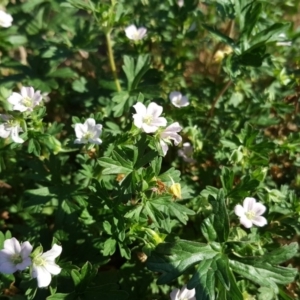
[22,96,33,107]
[34,256,46,266]
[245,210,255,220]
[143,115,153,125]
[83,132,93,140]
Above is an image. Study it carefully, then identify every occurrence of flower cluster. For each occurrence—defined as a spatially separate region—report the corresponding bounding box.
[132,102,182,156]
[0,237,62,288]
[0,86,43,144]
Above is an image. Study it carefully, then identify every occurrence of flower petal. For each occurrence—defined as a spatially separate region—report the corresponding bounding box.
[16,257,31,271]
[42,244,62,261]
[21,241,33,258]
[160,140,169,156]
[11,126,24,143]
[180,285,196,299]
[90,138,102,145]
[147,102,163,118]
[0,124,10,138]
[243,197,256,212]
[151,117,167,127]
[75,124,87,139]
[133,102,146,116]
[133,114,143,129]
[7,92,22,105]
[33,265,52,288]
[44,262,61,275]
[234,204,245,217]
[4,237,21,254]
[125,24,137,39]
[137,27,147,38]
[170,288,180,300]
[239,216,253,228]
[84,118,96,129]
[179,96,189,107]
[0,261,17,274]
[142,123,158,133]
[253,202,266,216]
[252,216,267,227]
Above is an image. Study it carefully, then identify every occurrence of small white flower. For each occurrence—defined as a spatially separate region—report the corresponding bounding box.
[0,10,13,28]
[169,91,189,108]
[8,87,43,112]
[178,142,196,163]
[125,24,147,41]
[234,197,267,228]
[32,244,62,288]
[74,118,103,145]
[170,285,196,300]
[0,237,32,274]
[276,33,292,46]
[177,0,184,7]
[0,114,24,144]
[133,102,167,133]
[159,122,182,156]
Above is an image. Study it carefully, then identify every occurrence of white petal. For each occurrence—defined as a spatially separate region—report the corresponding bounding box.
[252,216,267,227]
[137,27,147,39]
[125,24,137,39]
[44,262,61,275]
[243,197,256,212]
[11,126,24,143]
[133,114,143,129]
[160,140,169,156]
[21,241,33,258]
[179,96,189,107]
[12,104,28,112]
[42,244,62,261]
[170,288,180,300]
[151,117,167,127]
[4,237,21,254]
[169,91,181,102]
[253,202,266,216]
[0,124,10,138]
[7,92,22,105]
[74,138,86,144]
[234,204,245,217]
[74,124,87,139]
[180,285,196,299]
[0,261,17,274]
[0,251,11,263]
[147,102,163,118]
[90,138,102,145]
[142,123,158,133]
[34,265,52,288]
[84,118,96,129]
[239,216,253,228]
[165,122,182,133]
[133,102,146,116]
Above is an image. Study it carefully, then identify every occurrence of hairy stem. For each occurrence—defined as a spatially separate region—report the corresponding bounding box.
[106,31,121,92]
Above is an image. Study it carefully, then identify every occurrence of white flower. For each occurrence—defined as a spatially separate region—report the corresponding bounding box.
[32,244,62,288]
[276,33,292,46]
[0,237,32,274]
[0,10,13,28]
[159,122,182,156]
[178,142,196,163]
[177,0,184,7]
[234,197,267,228]
[125,24,147,41]
[170,285,196,300]
[7,87,43,112]
[133,102,167,133]
[74,118,103,145]
[0,114,24,144]
[169,91,189,108]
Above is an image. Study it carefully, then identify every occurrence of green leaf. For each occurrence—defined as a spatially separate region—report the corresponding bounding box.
[208,190,229,242]
[229,260,298,293]
[147,240,217,284]
[201,217,217,242]
[102,237,117,256]
[98,157,133,176]
[202,24,236,48]
[240,2,262,38]
[83,283,128,300]
[46,293,75,300]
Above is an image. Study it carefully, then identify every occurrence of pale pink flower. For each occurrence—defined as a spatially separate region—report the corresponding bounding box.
[0,238,32,274]
[234,197,267,228]
[125,25,147,40]
[74,118,103,145]
[159,122,182,156]
[133,102,167,133]
[169,91,189,108]
[178,142,196,163]
[0,114,24,144]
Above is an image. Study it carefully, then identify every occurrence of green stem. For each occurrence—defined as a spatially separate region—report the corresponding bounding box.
[106,31,121,92]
